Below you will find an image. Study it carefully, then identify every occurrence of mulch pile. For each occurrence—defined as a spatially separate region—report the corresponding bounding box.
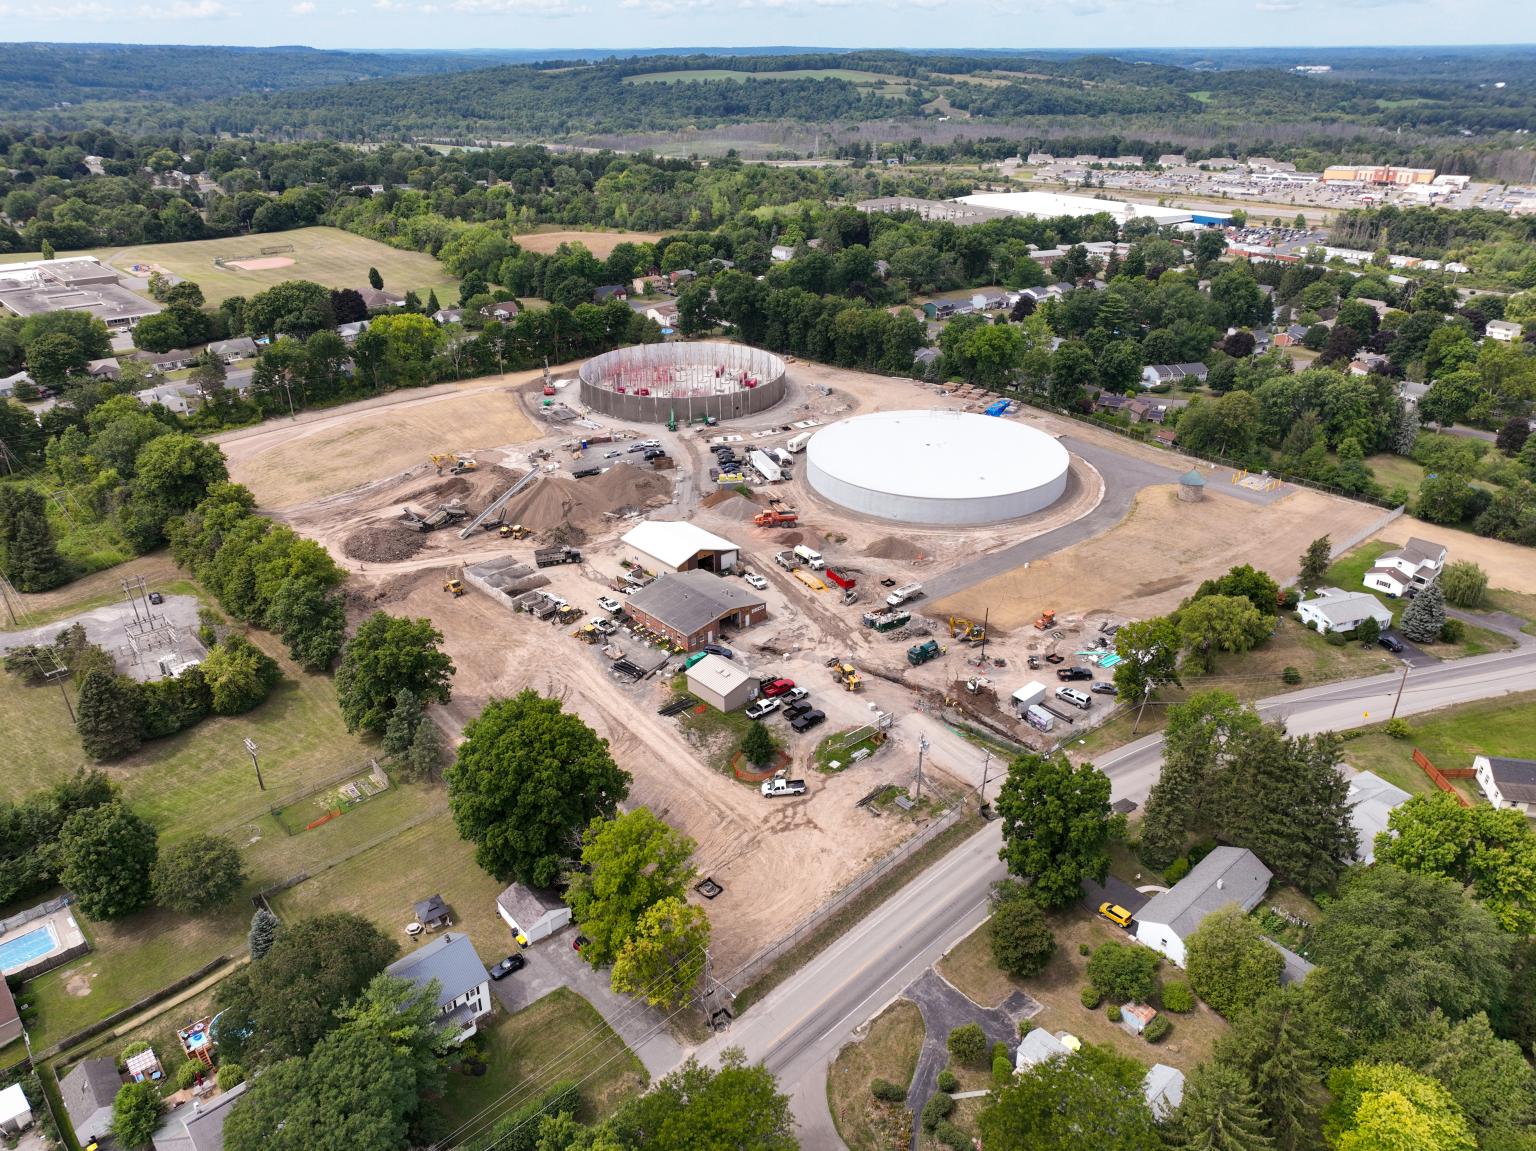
[343,524,428,563]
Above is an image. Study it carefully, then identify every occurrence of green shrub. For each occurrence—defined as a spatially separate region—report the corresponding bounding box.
[1187,839,1215,865]
[174,1060,204,1090]
[921,1092,955,1131]
[934,1120,972,1151]
[1325,630,1347,647]
[1160,980,1195,1013]
[120,1041,150,1061]
[1086,942,1159,1002]
[1282,666,1302,685]
[1144,1015,1172,1043]
[1106,1003,1123,1022]
[1163,857,1191,884]
[1439,618,1465,643]
[1078,942,1092,957]
[989,891,1056,977]
[947,1023,988,1069]
[1018,1017,1036,1037]
[1080,985,1103,1009]
[216,1063,245,1090]
[1384,717,1412,740]
[936,1069,958,1093]
[870,1078,907,1103]
[993,1050,1014,1089]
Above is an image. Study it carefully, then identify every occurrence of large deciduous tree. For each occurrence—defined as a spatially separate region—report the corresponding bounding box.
[213,912,398,1066]
[988,880,1056,978]
[448,689,630,886]
[1185,906,1285,1017]
[111,1081,164,1149]
[1323,1062,1475,1151]
[335,611,454,736]
[1437,560,1488,609]
[1178,594,1271,673]
[609,1049,796,1150]
[1111,615,1182,702]
[152,833,247,914]
[243,279,336,339]
[995,752,1118,910]
[566,808,696,968]
[58,800,158,920]
[980,1042,1160,1151]
[610,896,710,1009]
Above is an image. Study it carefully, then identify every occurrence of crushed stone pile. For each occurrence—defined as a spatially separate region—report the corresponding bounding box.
[865,535,928,562]
[498,463,672,531]
[343,523,428,563]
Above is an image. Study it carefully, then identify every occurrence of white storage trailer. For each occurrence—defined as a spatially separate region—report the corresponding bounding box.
[786,432,814,453]
[749,449,783,483]
[1012,681,1049,713]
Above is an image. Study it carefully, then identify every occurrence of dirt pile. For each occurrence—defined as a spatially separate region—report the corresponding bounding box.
[343,524,428,563]
[865,535,928,562]
[708,494,763,522]
[701,487,757,509]
[499,464,672,532]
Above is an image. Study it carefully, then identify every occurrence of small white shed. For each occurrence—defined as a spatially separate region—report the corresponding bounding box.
[0,1083,32,1135]
[1012,681,1049,714]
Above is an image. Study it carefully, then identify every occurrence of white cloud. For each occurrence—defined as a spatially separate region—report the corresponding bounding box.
[135,0,226,16]
[0,1,112,16]
[451,0,585,9]
[1254,0,1301,9]
[291,0,315,11]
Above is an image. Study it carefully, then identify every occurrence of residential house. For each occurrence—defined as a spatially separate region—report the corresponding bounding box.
[86,356,122,379]
[668,269,697,290]
[383,932,493,1045]
[430,307,463,325]
[593,284,627,303]
[913,347,940,370]
[136,384,200,415]
[1094,393,1130,416]
[1140,362,1208,388]
[1474,755,1536,814]
[1154,427,1179,447]
[60,1057,122,1146]
[150,1081,248,1151]
[480,301,520,322]
[136,347,201,372]
[1348,352,1389,377]
[0,1083,31,1137]
[0,370,31,398]
[414,894,452,930]
[645,302,680,329]
[207,337,257,363]
[0,980,21,1048]
[1126,398,1167,424]
[1344,770,1412,863]
[1014,1028,1072,1072]
[1363,537,1446,597]
[1135,846,1273,966]
[496,883,571,945]
[631,275,666,296]
[1143,1065,1185,1120]
[336,319,370,343]
[970,290,1008,312]
[1297,586,1394,635]
[357,287,405,310]
[1486,319,1523,343]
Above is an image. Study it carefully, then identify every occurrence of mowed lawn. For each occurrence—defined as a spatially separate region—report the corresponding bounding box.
[18,226,457,306]
[440,989,647,1142]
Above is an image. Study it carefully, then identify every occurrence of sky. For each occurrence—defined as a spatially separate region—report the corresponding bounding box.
[1,0,1533,52]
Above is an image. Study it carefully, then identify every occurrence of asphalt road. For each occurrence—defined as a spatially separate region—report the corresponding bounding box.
[693,640,1536,1148]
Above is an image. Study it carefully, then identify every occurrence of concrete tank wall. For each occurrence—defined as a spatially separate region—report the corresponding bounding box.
[578,342,786,424]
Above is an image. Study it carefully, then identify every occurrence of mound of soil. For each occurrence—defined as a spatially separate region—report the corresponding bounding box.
[500,464,673,531]
[701,487,758,509]
[343,524,428,563]
[402,475,475,506]
[865,535,927,562]
[709,494,764,522]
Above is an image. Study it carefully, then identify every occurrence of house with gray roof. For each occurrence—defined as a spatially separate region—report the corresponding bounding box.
[1135,846,1272,966]
[1475,755,1536,814]
[0,980,21,1048]
[1143,1064,1185,1119]
[1296,586,1393,635]
[1345,770,1411,863]
[1014,1028,1071,1072]
[151,1081,248,1151]
[384,931,492,1045]
[496,883,571,945]
[60,1057,121,1145]
[207,337,258,363]
[622,569,767,651]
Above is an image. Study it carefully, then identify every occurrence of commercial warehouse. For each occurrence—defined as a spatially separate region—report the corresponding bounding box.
[623,570,767,651]
[954,192,1192,227]
[621,521,740,574]
[0,256,161,328]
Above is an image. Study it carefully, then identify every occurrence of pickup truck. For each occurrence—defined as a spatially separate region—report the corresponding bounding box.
[761,776,808,798]
[1056,666,1094,681]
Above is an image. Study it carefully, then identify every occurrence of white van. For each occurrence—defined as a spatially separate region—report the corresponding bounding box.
[1055,686,1092,710]
[792,544,825,570]
[886,582,923,607]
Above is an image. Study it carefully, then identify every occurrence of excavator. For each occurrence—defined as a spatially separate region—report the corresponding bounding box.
[430,453,478,476]
[948,616,987,644]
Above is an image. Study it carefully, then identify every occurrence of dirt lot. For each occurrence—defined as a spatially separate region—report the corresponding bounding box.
[217,375,547,508]
[1370,514,1536,594]
[514,229,669,257]
[931,484,1387,630]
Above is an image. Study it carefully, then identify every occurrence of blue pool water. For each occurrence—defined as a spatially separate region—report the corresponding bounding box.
[0,923,59,970]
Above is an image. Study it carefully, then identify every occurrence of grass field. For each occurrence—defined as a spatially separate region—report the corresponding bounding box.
[826,1000,924,1151]
[1364,454,1426,495]
[939,910,1228,1074]
[513,229,668,258]
[18,227,456,307]
[440,988,647,1141]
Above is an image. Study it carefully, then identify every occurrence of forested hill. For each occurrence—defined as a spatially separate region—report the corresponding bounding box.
[0,43,512,112]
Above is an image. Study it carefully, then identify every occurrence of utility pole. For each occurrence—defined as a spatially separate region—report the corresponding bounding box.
[244,737,265,791]
[977,748,993,806]
[1388,664,1410,721]
[914,736,929,803]
[1131,681,1152,736]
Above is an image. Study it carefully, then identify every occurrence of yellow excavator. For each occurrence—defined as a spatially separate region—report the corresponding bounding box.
[430,454,478,476]
[948,616,987,644]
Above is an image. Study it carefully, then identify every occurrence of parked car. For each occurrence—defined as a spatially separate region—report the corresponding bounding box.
[605,449,621,458]
[1056,666,1093,681]
[745,698,781,720]
[762,678,797,697]
[743,572,769,590]
[1055,686,1092,710]
[1098,902,1133,929]
[790,708,827,733]
[1378,634,1405,653]
[702,643,733,659]
[627,443,646,453]
[783,701,814,720]
[643,448,665,460]
[782,686,810,703]
[489,954,527,979]
[597,595,622,614]
[1091,682,1118,696]
[148,591,164,605]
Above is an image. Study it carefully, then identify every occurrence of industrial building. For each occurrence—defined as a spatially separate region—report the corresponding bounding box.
[854,196,1015,225]
[1321,165,1436,185]
[685,654,759,712]
[623,569,767,651]
[621,521,740,574]
[805,410,1071,525]
[0,256,161,328]
[954,192,1192,227]
[579,342,785,424]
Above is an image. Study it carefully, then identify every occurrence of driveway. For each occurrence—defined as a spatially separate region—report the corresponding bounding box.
[488,925,684,1081]
[1380,629,1436,668]
[903,968,1038,1150]
[1080,874,1149,919]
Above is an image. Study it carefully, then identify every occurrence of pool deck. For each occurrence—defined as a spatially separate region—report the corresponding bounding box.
[0,906,89,978]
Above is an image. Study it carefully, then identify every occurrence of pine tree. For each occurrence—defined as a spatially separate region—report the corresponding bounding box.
[1172,1063,1274,1151]
[425,289,441,314]
[1400,581,1446,643]
[76,670,143,761]
[367,266,383,291]
[7,498,66,592]
[248,907,279,959]
[381,687,422,756]
[1297,536,1331,594]
[1216,989,1325,1151]
[740,721,776,768]
[402,718,444,781]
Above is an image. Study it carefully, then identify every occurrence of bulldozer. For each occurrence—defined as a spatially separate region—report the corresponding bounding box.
[498,522,530,540]
[1033,609,1057,631]
[949,616,987,644]
[443,579,465,598]
[828,659,863,692]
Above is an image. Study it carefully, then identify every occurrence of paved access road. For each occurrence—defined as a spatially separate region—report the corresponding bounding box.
[692,640,1536,1148]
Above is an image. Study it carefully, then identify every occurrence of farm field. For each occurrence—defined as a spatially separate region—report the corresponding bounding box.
[512,228,669,257]
[17,226,457,306]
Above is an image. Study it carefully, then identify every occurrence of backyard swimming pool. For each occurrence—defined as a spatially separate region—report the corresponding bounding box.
[0,922,60,972]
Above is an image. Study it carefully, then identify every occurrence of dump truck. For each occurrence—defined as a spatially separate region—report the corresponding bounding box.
[443,579,465,598]
[1034,609,1057,631]
[754,511,799,528]
[761,772,807,798]
[829,661,862,691]
[862,609,911,632]
[535,546,582,568]
[907,639,944,666]
[886,582,923,607]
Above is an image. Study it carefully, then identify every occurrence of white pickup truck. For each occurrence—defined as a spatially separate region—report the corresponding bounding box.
[760,775,807,798]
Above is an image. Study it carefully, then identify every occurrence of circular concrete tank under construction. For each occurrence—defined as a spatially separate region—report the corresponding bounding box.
[579,342,786,424]
[806,409,1070,525]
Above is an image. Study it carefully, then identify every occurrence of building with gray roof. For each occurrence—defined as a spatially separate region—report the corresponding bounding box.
[1344,769,1411,863]
[622,569,767,651]
[60,1057,121,1145]
[1135,846,1272,966]
[151,1081,248,1151]
[384,931,492,1045]
[1475,755,1536,814]
[0,257,161,329]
